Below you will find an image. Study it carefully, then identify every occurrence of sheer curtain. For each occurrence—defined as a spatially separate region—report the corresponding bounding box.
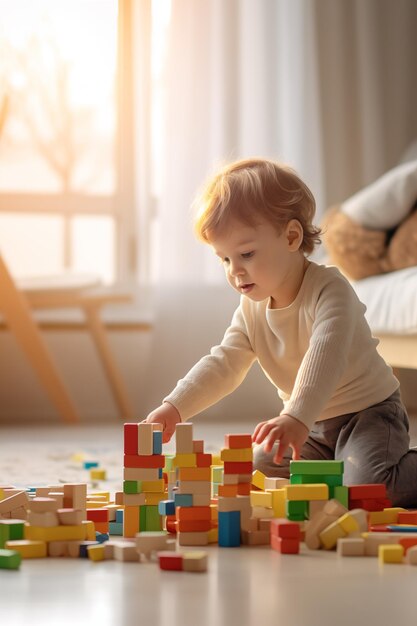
[148,0,417,284]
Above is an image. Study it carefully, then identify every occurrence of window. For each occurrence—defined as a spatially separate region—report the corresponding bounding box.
[0,0,123,282]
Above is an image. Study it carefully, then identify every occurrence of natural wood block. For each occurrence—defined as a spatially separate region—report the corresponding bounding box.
[29,497,60,513]
[337,537,366,556]
[57,509,84,526]
[182,551,208,572]
[27,511,59,527]
[138,423,154,456]
[113,542,140,562]
[175,423,194,454]
[178,531,209,546]
[0,491,29,515]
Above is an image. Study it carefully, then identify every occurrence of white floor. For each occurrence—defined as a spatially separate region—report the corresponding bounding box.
[1,420,417,626]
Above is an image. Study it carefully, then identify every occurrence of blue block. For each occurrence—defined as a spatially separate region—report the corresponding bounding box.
[218,511,241,547]
[83,461,99,469]
[158,499,175,516]
[115,509,124,524]
[174,493,193,507]
[95,531,109,543]
[153,431,163,455]
[109,522,123,536]
[79,541,99,558]
[158,468,163,479]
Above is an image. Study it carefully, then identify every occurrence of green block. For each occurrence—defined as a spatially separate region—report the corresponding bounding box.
[290,460,344,476]
[286,500,308,521]
[145,505,162,531]
[333,485,349,509]
[211,466,223,482]
[8,521,24,541]
[290,474,343,487]
[164,455,175,471]
[123,480,140,494]
[139,505,147,531]
[0,549,21,570]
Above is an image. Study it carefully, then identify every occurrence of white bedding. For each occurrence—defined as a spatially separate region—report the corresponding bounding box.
[351,266,417,334]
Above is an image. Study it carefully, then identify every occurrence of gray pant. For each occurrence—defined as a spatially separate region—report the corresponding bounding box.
[253,389,417,507]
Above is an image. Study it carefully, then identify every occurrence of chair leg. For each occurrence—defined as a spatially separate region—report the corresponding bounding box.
[1,282,80,423]
[83,304,134,420]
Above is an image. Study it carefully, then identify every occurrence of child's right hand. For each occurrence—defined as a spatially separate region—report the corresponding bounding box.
[143,402,182,443]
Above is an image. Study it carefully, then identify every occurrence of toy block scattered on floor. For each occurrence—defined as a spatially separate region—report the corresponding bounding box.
[135,531,176,559]
[270,519,301,554]
[0,548,22,569]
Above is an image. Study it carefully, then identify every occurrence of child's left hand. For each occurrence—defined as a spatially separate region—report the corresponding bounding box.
[252,414,309,465]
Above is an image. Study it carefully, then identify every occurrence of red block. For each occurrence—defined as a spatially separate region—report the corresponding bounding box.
[124,423,139,455]
[270,519,301,539]
[349,498,385,512]
[270,535,299,554]
[177,520,212,532]
[196,453,212,468]
[399,537,417,554]
[86,508,109,523]
[348,484,387,500]
[176,506,211,521]
[224,434,253,449]
[397,511,417,525]
[124,454,165,469]
[158,552,183,571]
[223,461,253,475]
[165,515,177,534]
[237,483,251,496]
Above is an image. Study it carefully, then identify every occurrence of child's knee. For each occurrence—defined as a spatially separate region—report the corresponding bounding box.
[252,443,290,479]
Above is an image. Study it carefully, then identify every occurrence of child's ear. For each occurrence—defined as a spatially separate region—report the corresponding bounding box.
[285,219,303,251]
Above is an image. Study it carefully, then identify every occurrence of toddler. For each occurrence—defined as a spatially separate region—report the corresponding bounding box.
[145,158,417,507]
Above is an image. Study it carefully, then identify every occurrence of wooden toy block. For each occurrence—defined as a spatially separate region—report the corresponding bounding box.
[177,481,211,496]
[241,529,270,545]
[113,542,140,562]
[333,486,349,508]
[286,500,308,521]
[223,461,253,475]
[25,523,88,542]
[175,423,194,454]
[0,520,25,547]
[124,481,140,495]
[406,545,417,564]
[152,429,163,455]
[176,506,211,521]
[224,434,253,449]
[65,541,82,558]
[124,467,161,481]
[264,477,289,489]
[124,454,165,469]
[285,484,329,501]
[87,508,109,523]
[348,484,387,500]
[48,541,68,557]
[218,484,239,497]
[362,532,411,556]
[10,507,27,520]
[270,535,300,554]
[27,511,59,527]
[208,527,218,543]
[144,505,162,531]
[109,522,123,536]
[177,520,212,532]
[336,512,360,535]
[144,493,165,506]
[223,474,240,485]
[0,548,21,569]
[29,497,60,513]
[174,493,193,507]
[123,506,140,537]
[251,506,274,519]
[172,453,197,468]
[35,487,52,497]
[137,423,154,456]
[290,460,344,475]
[141,479,165,493]
[123,494,146,506]
[95,522,109,534]
[193,495,211,506]
[124,423,139,454]
[337,537,366,556]
[323,499,348,517]
[63,484,87,511]
[349,498,386,512]
[0,491,29,515]
[270,519,301,540]
[345,509,368,532]
[195,453,212,468]
[319,519,347,550]
[218,511,241,547]
[221,448,253,463]
[90,469,107,481]
[6,539,47,558]
[237,483,251,496]
[308,500,327,520]
[83,520,96,540]
[378,544,404,564]
[250,491,273,508]
[158,551,183,570]
[305,513,339,550]
[397,511,417,524]
[193,440,204,454]
[178,531,209,546]
[399,537,417,554]
[270,489,286,518]
[158,500,176,516]
[135,531,175,558]
[182,551,208,572]
[368,508,406,525]
[257,518,270,531]
[211,466,224,482]
[177,467,211,482]
[87,544,106,561]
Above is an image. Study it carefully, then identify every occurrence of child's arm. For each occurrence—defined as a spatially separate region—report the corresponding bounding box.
[252,414,309,464]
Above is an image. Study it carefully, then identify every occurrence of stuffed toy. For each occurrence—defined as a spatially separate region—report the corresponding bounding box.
[322,160,417,280]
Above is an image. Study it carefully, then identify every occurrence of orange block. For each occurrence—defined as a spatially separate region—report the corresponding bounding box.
[397,511,417,525]
[195,453,212,467]
[124,454,165,469]
[237,483,251,496]
[123,506,140,537]
[177,520,212,532]
[95,522,109,534]
[224,434,253,449]
[176,506,211,521]
[399,537,417,554]
[178,467,211,481]
[218,484,239,497]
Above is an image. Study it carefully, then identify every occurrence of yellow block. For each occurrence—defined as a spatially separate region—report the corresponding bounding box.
[86,501,107,509]
[251,470,266,490]
[0,488,4,501]
[208,527,218,544]
[220,448,253,462]
[270,489,286,518]
[379,544,404,564]
[88,493,109,502]
[368,508,406,525]
[211,454,223,466]
[210,504,218,521]
[83,520,96,541]
[6,540,47,558]
[141,479,165,493]
[87,544,106,562]
[173,454,197,468]
[90,470,107,480]
[285,484,329,501]
[337,512,360,535]
[25,524,87,542]
[145,493,165,505]
[250,490,273,508]
[319,520,346,550]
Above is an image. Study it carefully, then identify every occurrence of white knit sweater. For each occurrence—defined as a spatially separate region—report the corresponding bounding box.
[164,262,398,429]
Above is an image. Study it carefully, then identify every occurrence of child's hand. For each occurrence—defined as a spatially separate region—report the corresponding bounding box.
[252,414,309,465]
[143,402,182,443]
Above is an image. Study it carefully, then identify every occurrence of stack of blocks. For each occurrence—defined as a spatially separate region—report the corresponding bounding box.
[217,434,254,547]
[173,423,213,546]
[123,422,165,537]
[288,460,346,520]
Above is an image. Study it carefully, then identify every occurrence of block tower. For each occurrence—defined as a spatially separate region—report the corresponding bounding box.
[123,423,165,537]
[217,434,253,547]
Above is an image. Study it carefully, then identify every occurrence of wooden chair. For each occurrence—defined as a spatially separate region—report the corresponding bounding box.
[0,253,136,423]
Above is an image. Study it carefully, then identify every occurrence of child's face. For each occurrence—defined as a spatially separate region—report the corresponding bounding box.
[210,217,305,308]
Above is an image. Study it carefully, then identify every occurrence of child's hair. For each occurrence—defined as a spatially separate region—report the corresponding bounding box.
[194,158,321,254]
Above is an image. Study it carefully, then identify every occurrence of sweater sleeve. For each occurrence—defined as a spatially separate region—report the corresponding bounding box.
[282,275,359,428]
[164,303,257,421]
